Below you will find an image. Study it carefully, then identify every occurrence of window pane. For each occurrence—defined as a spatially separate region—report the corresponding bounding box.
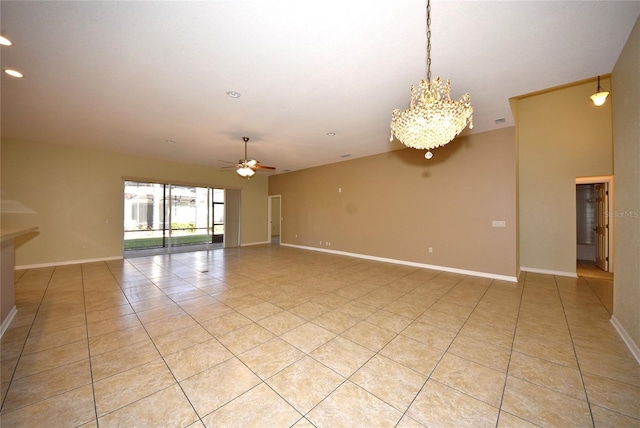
[123,181,167,249]
[213,188,225,203]
[171,185,207,246]
[213,204,224,224]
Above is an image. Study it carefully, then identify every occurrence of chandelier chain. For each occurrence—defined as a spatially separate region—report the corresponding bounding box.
[426,0,431,83]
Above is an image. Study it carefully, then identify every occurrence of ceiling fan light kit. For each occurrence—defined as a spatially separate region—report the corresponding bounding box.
[236,166,255,178]
[390,0,473,160]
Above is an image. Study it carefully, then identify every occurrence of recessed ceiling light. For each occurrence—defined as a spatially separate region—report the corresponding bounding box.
[226,91,241,98]
[283,169,291,172]
[165,140,176,144]
[4,69,23,78]
[340,154,351,158]
[326,132,336,136]
[494,117,506,124]
[0,36,12,46]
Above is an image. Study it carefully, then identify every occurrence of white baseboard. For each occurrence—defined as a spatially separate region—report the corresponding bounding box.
[16,255,123,270]
[520,266,577,278]
[610,315,640,364]
[282,243,518,283]
[0,306,18,338]
[241,241,270,247]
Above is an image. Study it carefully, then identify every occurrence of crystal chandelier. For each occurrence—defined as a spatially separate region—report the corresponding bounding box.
[390,0,473,159]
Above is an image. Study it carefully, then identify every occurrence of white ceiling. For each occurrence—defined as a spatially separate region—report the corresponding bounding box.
[2,1,639,174]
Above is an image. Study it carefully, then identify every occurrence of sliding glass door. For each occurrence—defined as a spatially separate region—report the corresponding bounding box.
[124,181,226,251]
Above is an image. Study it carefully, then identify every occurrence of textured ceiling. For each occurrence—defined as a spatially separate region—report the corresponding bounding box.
[2,1,639,174]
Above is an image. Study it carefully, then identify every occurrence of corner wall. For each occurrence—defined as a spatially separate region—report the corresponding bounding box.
[611,16,640,354]
[0,139,269,266]
[516,78,613,275]
[269,127,517,279]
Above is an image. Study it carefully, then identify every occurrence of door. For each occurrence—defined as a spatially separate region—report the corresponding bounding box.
[268,195,281,244]
[595,183,609,271]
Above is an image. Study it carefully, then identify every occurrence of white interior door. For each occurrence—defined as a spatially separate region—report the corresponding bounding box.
[595,183,609,271]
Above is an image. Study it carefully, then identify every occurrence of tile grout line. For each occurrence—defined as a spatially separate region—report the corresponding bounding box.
[0,267,55,415]
[493,271,526,427]
[81,263,101,427]
[554,274,596,428]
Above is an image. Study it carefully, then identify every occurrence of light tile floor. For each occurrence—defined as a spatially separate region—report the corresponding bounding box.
[1,245,639,427]
[577,260,614,315]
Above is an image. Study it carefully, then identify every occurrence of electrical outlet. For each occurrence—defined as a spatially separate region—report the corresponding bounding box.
[492,220,506,228]
[428,247,433,253]
[319,240,323,245]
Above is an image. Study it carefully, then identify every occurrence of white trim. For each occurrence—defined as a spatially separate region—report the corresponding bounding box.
[282,243,518,282]
[575,175,614,184]
[241,241,270,247]
[610,315,640,364]
[520,266,577,278]
[15,256,123,270]
[0,306,18,338]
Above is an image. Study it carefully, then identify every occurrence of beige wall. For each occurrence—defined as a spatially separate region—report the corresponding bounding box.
[269,127,517,279]
[1,139,269,266]
[516,78,613,274]
[612,16,640,349]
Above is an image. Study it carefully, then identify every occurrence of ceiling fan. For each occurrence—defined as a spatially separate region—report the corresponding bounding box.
[221,137,276,178]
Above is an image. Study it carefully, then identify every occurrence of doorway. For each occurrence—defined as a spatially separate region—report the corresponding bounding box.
[268,195,281,244]
[576,176,614,273]
[576,180,611,272]
[575,177,614,314]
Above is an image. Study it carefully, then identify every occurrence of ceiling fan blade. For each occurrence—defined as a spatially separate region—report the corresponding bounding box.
[217,159,237,164]
[254,165,276,170]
